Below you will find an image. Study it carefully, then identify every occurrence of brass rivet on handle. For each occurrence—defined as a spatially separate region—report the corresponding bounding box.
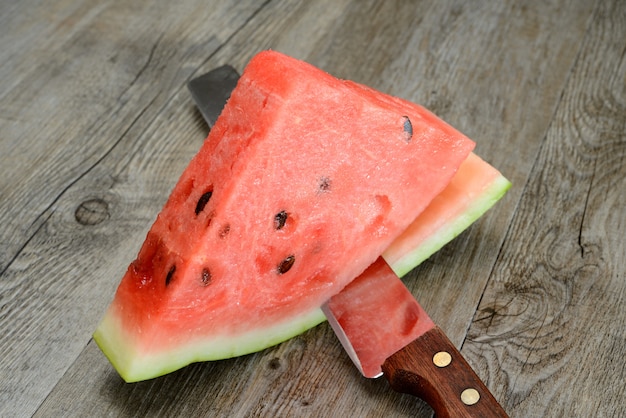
[433,351,452,367]
[461,388,480,405]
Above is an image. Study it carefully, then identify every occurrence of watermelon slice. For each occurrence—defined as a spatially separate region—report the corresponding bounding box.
[94,51,506,383]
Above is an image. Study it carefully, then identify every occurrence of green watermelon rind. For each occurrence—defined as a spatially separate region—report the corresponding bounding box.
[94,305,326,382]
[385,173,511,278]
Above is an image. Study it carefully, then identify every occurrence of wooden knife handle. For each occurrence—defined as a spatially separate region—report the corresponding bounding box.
[381,326,508,418]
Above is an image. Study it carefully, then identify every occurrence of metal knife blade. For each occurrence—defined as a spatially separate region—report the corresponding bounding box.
[187,66,508,417]
[187,64,239,128]
[322,258,434,379]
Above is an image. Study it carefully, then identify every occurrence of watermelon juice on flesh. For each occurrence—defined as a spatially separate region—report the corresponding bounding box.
[94,50,480,382]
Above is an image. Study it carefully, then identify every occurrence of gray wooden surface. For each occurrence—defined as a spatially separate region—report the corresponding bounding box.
[1,0,624,416]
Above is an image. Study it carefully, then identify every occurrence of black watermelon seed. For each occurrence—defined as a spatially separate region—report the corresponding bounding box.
[201,268,212,286]
[277,255,295,274]
[318,177,331,192]
[274,211,288,230]
[195,190,213,215]
[165,265,176,286]
[402,116,413,142]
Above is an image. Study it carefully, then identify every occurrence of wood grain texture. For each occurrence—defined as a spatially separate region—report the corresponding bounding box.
[464,1,626,416]
[0,1,267,415]
[0,0,623,417]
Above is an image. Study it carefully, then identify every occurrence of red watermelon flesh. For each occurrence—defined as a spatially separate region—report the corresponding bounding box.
[94,50,475,382]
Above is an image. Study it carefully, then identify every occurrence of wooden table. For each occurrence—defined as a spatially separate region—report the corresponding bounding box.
[1,1,624,416]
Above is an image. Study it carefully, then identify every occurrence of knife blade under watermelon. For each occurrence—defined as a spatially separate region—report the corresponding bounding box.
[187,65,508,417]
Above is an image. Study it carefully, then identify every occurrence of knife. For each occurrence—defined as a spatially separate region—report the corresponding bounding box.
[324,258,508,417]
[187,66,508,417]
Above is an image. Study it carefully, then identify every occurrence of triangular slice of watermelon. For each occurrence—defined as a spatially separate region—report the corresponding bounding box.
[94,50,482,382]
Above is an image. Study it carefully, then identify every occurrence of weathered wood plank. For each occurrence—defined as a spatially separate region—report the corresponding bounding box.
[28,0,600,417]
[0,1,267,416]
[0,0,265,271]
[464,0,626,416]
[6,0,625,417]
